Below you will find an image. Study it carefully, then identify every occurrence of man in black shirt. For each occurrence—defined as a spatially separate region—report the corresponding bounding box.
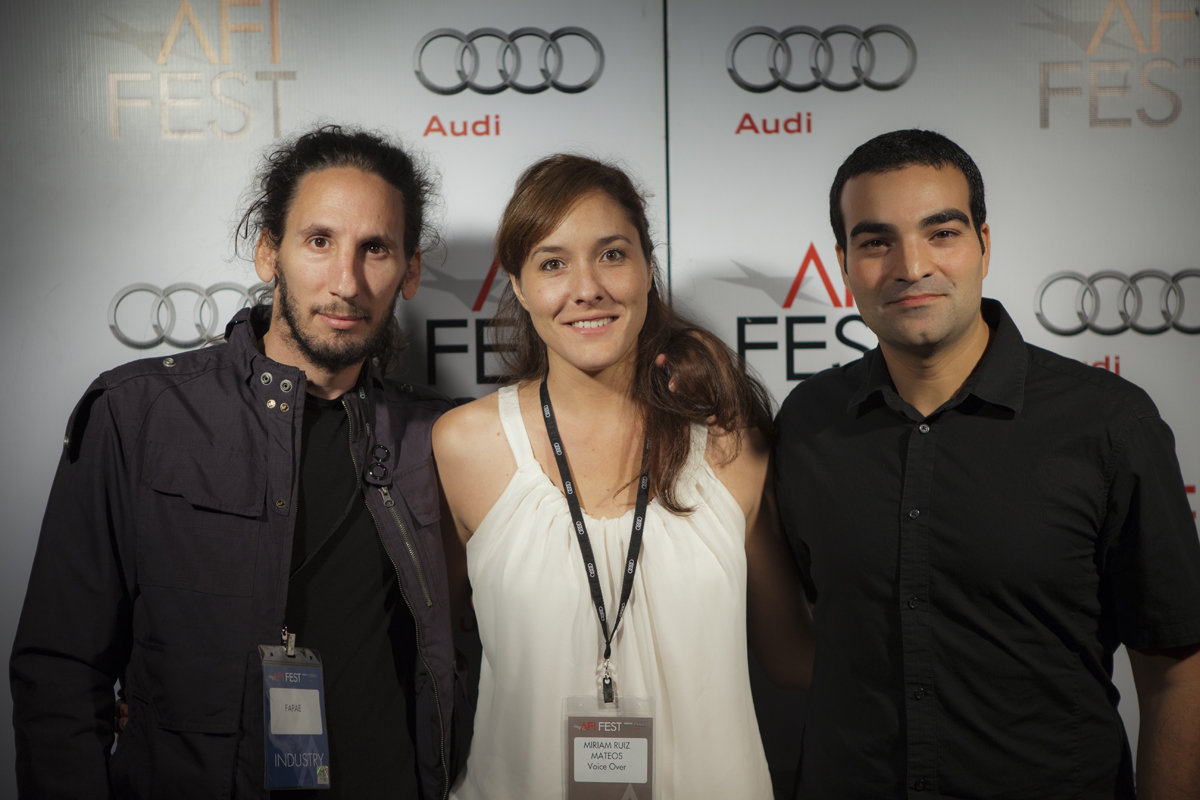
[775,129,1200,798]
[11,125,459,799]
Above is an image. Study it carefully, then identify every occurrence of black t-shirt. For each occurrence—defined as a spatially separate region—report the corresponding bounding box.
[279,392,419,798]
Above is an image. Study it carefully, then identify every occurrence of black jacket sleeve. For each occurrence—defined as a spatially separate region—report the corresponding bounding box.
[10,384,134,799]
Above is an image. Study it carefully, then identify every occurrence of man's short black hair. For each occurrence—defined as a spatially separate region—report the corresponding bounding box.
[829,129,987,252]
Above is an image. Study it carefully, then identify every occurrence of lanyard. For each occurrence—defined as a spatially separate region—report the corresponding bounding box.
[539,378,649,704]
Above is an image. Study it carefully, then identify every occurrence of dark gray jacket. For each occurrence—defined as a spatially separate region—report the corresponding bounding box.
[11,307,458,799]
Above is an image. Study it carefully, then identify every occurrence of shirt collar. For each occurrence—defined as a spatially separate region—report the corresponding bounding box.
[847,299,1027,416]
[964,299,1026,414]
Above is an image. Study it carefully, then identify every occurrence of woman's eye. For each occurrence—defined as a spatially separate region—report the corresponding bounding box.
[540,258,564,271]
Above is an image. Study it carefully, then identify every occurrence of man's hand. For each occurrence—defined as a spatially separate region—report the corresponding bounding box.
[653,353,677,393]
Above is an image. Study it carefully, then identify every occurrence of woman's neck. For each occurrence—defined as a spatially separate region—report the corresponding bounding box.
[543,360,639,420]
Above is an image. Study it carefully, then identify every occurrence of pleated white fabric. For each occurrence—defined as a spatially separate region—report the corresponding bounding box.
[451,385,772,800]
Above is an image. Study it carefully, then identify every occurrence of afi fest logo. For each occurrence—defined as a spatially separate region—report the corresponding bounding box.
[422,259,509,386]
[719,244,873,382]
[1035,0,1200,128]
[106,0,294,141]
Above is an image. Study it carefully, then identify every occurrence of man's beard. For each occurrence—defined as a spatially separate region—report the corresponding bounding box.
[274,263,398,374]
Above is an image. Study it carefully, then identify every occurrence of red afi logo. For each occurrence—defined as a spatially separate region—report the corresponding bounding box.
[783,244,853,309]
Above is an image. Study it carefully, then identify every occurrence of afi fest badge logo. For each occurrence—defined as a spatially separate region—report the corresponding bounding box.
[1034,0,1200,128]
[105,0,295,140]
[717,244,874,383]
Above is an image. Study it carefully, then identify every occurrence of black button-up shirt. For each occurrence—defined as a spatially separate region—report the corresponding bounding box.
[775,300,1200,798]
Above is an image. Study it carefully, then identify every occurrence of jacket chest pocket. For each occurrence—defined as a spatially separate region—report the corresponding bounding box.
[137,440,266,597]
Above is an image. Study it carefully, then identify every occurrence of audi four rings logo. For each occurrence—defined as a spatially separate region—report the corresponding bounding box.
[727,25,917,92]
[109,282,272,349]
[413,27,604,95]
[1034,270,1200,336]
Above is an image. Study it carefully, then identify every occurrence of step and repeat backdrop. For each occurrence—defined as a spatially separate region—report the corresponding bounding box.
[2,0,1197,794]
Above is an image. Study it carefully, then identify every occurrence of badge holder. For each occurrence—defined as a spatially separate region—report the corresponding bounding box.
[260,635,331,790]
[564,694,655,800]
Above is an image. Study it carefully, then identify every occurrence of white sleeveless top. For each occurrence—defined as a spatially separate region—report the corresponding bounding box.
[451,385,772,800]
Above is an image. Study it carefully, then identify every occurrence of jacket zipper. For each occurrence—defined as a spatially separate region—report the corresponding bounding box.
[377,486,433,608]
[342,398,450,798]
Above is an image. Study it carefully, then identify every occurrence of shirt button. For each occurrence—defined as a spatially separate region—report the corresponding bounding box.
[907,595,920,609]
[260,372,273,386]
[913,777,929,791]
[912,686,929,700]
[266,399,277,409]
[908,508,920,519]
[275,499,287,510]
[918,423,930,433]
[280,379,293,393]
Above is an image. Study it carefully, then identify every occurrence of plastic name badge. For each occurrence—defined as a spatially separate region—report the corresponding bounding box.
[564,695,655,800]
[260,645,331,790]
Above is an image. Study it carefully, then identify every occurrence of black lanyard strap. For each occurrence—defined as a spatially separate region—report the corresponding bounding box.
[539,378,649,702]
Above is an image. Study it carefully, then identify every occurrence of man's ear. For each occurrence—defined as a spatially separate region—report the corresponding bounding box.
[979,223,991,277]
[400,250,422,301]
[254,234,278,283]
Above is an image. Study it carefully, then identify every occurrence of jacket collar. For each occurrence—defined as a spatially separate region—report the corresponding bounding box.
[224,305,382,434]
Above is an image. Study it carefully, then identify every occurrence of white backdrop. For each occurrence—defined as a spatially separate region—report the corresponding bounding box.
[2,1,1197,796]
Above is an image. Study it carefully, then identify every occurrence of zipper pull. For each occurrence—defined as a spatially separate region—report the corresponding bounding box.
[378,486,396,508]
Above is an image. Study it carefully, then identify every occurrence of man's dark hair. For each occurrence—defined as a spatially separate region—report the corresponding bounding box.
[236,124,437,373]
[237,124,435,259]
[829,129,987,252]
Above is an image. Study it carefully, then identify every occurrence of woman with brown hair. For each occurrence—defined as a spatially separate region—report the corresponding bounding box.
[434,154,811,798]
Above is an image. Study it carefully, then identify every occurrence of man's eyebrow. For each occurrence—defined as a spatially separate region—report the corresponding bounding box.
[296,224,333,238]
[295,224,399,248]
[848,220,897,240]
[362,231,399,248]
[921,209,971,228]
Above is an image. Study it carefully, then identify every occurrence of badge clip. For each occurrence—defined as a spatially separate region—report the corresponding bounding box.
[601,660,615,704]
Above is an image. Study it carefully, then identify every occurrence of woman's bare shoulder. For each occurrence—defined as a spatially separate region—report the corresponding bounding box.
[704,422,770,515]
[434,391,501,445]
[433,391,514,474]
[433,390,521,535]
